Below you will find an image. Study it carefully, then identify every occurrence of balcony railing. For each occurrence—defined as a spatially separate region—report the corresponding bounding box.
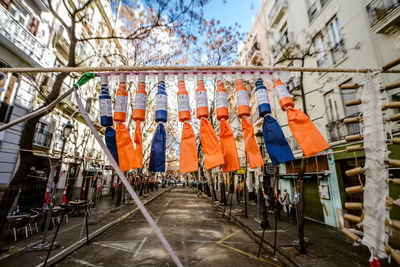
[0,5,55,67]
[316,54,329,68]
[33,128,53,148]
[366,0,400,26]
[330,39,347,64]
[326,115,361,142]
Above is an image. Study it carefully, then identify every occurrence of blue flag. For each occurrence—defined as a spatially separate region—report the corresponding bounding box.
[149,123,166,172]
[105,126,119,165]
[262,115,294,166]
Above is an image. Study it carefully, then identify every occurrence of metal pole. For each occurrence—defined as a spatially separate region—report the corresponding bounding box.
[244,155,248,218]
[43,139,65,241]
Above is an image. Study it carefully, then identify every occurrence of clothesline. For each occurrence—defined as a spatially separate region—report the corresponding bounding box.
[1,65,400,74]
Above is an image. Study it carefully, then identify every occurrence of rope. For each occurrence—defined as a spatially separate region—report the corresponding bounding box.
[1,65,400,74]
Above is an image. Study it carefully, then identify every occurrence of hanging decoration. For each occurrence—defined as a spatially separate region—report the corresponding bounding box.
[45,185,50,204]
[131,73,147,169]
[100,75,119,164]
[216,73,240,173]
[149,73,167,172]
[196,73,224,170]
[254,73,294,165]
[235,73,263,169]
[62,188,67,204]
[114,73,135,171]
[273,73,329,157]
[177,73,198,173]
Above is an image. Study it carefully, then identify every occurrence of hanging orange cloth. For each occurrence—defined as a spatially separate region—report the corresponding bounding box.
[132,121,143,169]
[219,119,240,172]
[180,122,198,173]
[242,117,264,168]
[287,108,329,158]
[273,76,329,157]
[200,118,224,170]
[196,73,224,170]
[115,122,135,171]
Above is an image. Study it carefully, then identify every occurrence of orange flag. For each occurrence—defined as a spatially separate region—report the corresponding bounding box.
[242,117,263,169]
[287,108,329,158]
[200,118,224,170]
[115,122,135,171]
[220,119,240,173]
[132,121,143,169]
[179,122,199,173]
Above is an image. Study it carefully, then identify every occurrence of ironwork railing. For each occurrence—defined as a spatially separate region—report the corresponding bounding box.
[316,54,329,68]
[366,0,400,26]
[33,128,53,148]
[0,5,55,67]
[325,115,361,142]
[330,39,347,64]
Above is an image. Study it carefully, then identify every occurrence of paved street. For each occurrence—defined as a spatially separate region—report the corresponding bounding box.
[56,188,283,267]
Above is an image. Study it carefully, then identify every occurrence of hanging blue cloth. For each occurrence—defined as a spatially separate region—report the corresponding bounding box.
[105,126,119,164]
[149,123,166,172]
[262,115,294,166]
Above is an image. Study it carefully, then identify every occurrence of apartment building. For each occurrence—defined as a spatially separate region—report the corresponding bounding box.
[239,0,400,227]
[0,0,121,209]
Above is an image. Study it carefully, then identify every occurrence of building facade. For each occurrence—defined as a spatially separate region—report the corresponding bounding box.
[0,0,121,210]
[239,0,400,227]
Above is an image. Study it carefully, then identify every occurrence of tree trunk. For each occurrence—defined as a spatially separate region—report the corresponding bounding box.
[297,158,306,253]
[297,58,307,254]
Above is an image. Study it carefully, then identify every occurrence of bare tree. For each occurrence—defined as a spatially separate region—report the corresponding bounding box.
[0,0,209,238]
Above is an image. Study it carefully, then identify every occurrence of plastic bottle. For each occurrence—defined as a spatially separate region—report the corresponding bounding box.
[254,75,271,117]
[272,73,294,111]
[155,73,168,123]
[235,73,250,118]
[216,72,229,121]
[99,75,113,126]
[177,72,191,122]
[132,73,147,122]
[195,73,209,119]
[114,73,128,122]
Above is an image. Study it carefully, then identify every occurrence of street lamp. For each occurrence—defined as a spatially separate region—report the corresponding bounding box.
[28,122,74,251]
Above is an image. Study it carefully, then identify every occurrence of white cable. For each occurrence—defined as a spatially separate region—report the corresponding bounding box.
[74,91,183,267]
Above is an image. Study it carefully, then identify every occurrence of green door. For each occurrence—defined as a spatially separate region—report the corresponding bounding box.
[303,176,324,222]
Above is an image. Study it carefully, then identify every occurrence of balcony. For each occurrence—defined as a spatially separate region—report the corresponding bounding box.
[33,128,53,148]
[0,6,55,67]
[249,42,261,65]
[367,0,400,35]
[330,39,347,65]
[271,31,293,60]
[326,116,361,142]
[269,0,288,27]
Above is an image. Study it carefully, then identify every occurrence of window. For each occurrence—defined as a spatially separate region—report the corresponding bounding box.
[314,34,328,68]
[324,91,338,123]
[340,81,359,117]
[327,17,342,46]
[327,17,346,64]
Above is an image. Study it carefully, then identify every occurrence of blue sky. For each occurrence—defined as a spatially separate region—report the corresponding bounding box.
[203,0,260,33]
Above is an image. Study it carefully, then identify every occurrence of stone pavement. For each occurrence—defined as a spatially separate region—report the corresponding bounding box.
[207,186,396,267]
[0,186,171,267]
[56,187,287,267]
